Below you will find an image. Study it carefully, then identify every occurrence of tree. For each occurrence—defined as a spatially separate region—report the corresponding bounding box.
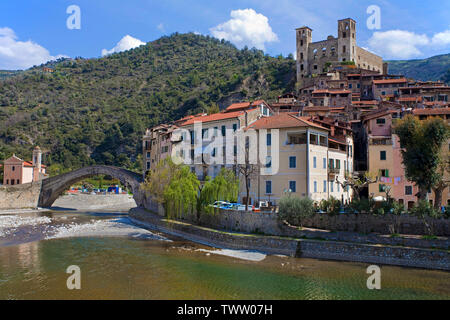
[278,196,315,227]
[141,158,199,219]
[197,168,239,219]
[237,143,262,211]
[164,165,199,219]
[441,69,450,85]
[394,116,449,206]
[206,103,220,115]
[336,172,378,201]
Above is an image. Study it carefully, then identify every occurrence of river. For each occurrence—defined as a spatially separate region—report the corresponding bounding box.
[0,207,449,300]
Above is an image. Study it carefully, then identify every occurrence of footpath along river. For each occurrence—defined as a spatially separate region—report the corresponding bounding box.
[0,195,449,300]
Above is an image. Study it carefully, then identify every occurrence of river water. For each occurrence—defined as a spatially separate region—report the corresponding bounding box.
[0,208,449,300]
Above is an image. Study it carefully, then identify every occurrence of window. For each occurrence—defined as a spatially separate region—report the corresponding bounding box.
[266,156,272,168]
[376,118,386,125]
[313,157,317,169]
[314,181,318,193]
[289,156,297,169]
[146,152,150,158]
[12,166,15,172]
[146,162,151,170]
[214,127,218,136]
[266,181,272,194]
[233,123,238,132]
[330,181,334,193]
[190,130,195,145]
[212,148,217,157]
[337,183,340,192]
[379,184,386,192]
[202,128,208,139]
[380,169,389,177]
[349,83,353,89]
[323,181,327,193]
[323,158,327,169]
[405,186,413,195]
[336,159,341,169]
[267,133,272,146]
[289,181,297,193]
[234,145,237,156]
[380,151,387,161]
[221,125,226,136]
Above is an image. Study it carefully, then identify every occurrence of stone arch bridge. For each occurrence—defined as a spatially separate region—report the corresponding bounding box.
[38,166,144,208]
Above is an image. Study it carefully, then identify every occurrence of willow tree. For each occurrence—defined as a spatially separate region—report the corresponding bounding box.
[394,115,450,207]
[198,168,239,217]
[164,166,199,219]
[140,158,179,205]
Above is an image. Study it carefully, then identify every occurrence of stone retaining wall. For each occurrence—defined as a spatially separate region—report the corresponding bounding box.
[130,208,450,271]
[0,182,42,210]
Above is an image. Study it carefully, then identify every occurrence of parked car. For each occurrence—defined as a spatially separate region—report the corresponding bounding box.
[210,201,230,208]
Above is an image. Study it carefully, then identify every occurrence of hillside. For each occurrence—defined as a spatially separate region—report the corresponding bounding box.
[387,53,450,83]
[0,33,296,174]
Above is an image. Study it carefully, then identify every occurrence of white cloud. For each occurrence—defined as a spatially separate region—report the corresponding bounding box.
[432,29,450,46]
[101,35,145,56]
[157,23,165,32]
[367,30,430,59]
[0,27,66,70]
[210,9,278,51]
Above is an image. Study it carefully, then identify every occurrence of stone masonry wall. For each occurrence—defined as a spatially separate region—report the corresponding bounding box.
[130,208,450,271]
[0,182,42,210]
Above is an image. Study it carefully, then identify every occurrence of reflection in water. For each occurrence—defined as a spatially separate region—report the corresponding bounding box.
[0,210,449,300]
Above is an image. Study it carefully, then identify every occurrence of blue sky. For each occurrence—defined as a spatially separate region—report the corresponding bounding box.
[0,0,449,69]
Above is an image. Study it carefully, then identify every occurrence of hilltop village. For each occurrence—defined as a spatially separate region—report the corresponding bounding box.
[143,18,450,210]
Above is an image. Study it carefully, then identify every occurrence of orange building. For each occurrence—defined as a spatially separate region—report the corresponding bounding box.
[1,147,47,186]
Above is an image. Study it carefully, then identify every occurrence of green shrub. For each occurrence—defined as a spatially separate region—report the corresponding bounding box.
[348,198,374,214]
[278,196,315,227]
[319,196,341,215]
[410,200,441,219]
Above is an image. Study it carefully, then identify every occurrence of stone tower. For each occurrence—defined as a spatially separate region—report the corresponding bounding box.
[32,146,42,182]
[296,26,312,81]
[337,18,356,63]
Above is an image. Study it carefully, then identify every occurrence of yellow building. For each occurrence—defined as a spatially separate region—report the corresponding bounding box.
[242,113,354,206]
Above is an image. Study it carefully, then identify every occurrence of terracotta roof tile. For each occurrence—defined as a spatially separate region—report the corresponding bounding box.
[246,113,328,131]
[373,78,407,85]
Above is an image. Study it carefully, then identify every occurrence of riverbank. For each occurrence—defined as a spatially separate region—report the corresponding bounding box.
[129,207,450,271]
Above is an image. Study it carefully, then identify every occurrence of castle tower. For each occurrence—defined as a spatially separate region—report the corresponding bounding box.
[337,18,356,63]
[296,26,312,83]
[32,146,42,182]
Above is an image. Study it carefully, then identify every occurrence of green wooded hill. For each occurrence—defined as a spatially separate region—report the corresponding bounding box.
[387,53,450,83]
[0,33,296,174]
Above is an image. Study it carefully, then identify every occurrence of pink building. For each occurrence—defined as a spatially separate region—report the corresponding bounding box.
[1,147,47,186]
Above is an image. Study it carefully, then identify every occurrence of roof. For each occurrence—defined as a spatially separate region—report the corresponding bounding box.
[362,109,398,121]
[398,97,422,102]
[224,100,267,112]
[312,89,351,95]
[246,113,328,131]
[303,106,345,112]
[181,110,249,126]
[373,78,407,85]
[413,108,450,116]
[352,100,379,105]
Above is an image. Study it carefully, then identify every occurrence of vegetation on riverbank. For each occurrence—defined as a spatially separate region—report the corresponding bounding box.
[141,158,239,220]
